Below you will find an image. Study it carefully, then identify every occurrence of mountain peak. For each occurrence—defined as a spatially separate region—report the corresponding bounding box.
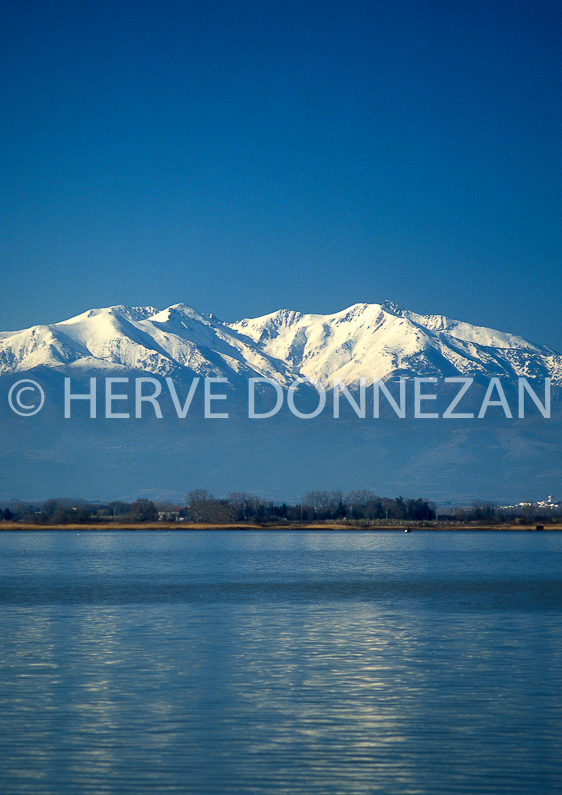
[150,304,207,324]
[381,300,406,317]
[60,305,160,325]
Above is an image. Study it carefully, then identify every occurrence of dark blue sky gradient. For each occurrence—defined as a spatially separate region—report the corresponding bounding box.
[2,0,561,348]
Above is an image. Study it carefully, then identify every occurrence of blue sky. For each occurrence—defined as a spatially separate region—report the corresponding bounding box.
[2,0,561,349]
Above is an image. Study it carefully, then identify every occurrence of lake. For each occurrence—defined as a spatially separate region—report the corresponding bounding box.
[1,530,561,794]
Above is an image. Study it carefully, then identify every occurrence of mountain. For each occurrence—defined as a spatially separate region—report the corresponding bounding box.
[1,301,560,504]
[1,300,561,386]
[0,303,294,387]
[230,300,562,386]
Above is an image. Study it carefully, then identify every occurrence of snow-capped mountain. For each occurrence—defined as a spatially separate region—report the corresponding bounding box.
[1,300,561,386]
[231,300,562,385]
[1,301,561,504]
[0,303,295,386]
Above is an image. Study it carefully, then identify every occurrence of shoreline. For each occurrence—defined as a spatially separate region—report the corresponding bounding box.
[1,522,561,532]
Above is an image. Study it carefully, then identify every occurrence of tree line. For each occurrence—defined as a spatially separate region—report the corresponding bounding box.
[184,489,436,523]
[1,490,435,525]
[2,493,560,525]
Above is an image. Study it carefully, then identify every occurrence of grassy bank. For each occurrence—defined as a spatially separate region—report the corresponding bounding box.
[1,522,562,532]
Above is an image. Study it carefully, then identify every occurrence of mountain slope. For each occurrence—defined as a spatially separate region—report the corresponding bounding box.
[229,300,562,386]
[1,300,560,386]
[0,304,296,385]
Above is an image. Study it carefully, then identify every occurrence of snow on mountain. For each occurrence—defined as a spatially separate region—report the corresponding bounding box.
[0,301,560,386]
[0,303,295,384]
[379,300,546,351]
[230,301,561,386]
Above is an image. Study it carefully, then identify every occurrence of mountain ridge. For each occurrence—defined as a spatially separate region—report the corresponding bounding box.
[1,301,560,387]
[1,302,561,503]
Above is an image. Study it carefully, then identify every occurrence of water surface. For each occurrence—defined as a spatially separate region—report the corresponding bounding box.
[1,530,561,794]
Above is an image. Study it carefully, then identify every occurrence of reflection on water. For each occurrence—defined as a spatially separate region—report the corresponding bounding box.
[1,531,562,794]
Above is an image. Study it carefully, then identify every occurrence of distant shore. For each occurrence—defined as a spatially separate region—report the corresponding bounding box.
[1,522,561,532]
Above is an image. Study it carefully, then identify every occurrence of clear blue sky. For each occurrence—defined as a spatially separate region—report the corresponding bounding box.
[2,0,561,349]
